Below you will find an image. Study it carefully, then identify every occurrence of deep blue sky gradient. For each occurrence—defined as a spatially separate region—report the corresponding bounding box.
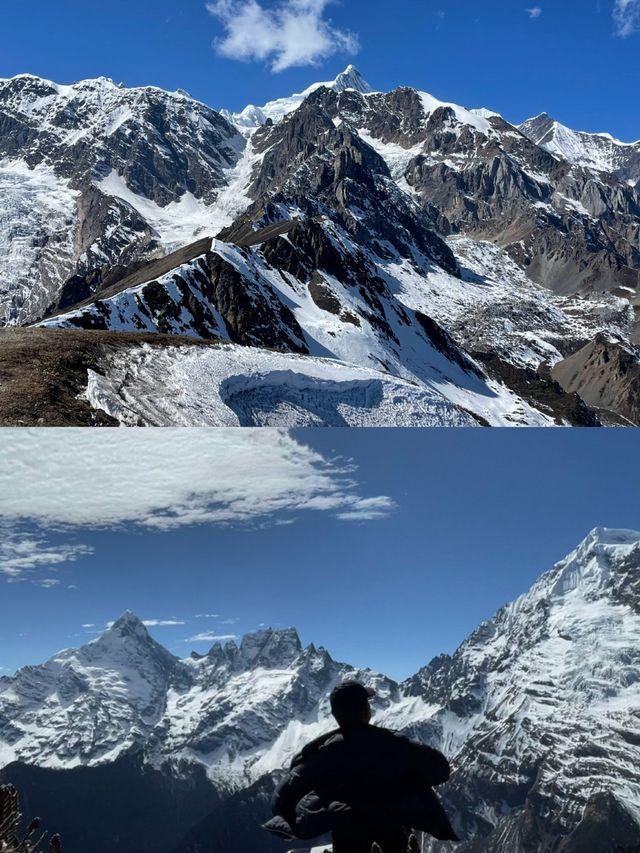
[1,429,638,681]
[1,0,639,139]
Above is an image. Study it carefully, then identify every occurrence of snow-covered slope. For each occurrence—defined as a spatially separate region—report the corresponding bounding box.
[520,112,640,185]
[2,528,639,853]
[80,342,481,428]
[39,231,561,426]
[0,159,79,324]
[405,527,640,849]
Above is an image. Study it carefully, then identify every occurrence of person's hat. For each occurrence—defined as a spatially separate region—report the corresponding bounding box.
[329,681,375,715]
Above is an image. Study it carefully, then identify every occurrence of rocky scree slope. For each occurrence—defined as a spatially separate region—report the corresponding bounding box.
[1,529,639,853]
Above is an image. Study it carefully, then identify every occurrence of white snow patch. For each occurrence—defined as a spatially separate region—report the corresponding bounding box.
[81,343,478,428]
[418,92,496,137]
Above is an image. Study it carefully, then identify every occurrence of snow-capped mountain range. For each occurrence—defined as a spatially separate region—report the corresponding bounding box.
[519,112,640,188]
[1,528,639,852]
[2,67,640,425]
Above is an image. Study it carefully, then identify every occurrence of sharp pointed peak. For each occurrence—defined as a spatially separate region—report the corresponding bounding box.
[105,611,150,637]
[332,65,373,95]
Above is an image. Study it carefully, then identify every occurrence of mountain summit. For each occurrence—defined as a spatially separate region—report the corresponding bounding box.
[332,64,373,95]
[220,64,374,129]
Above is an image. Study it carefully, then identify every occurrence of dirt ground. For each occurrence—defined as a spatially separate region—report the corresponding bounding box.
[0,328,215,426]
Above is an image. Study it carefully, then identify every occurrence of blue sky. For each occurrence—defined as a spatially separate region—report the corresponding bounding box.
[0,428,638,682]
[1,0,640,139]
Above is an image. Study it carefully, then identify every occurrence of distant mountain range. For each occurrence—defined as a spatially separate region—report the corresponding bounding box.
[1,528,639,852]
[1,67,640,425]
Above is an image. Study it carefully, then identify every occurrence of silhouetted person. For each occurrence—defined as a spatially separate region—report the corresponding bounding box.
[267,681,458,853]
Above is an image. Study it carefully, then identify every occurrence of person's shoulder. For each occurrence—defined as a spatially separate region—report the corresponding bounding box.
[291,728,341,767]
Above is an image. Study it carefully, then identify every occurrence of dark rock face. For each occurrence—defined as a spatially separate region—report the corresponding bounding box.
[303,85,640,299]
[206,250,308,352]
[475,354,602,426]
[0,75,241,203]
[43,238,309,352]
[245,92,459,276]
[551,334,640,424]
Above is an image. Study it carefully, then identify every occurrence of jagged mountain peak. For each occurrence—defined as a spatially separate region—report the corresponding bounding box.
[519,111,640,180]
[238,626,302,665]
[221,64,374,131]
[106,610,151,638]
[489,527,640,620]
[332,64,373,95]
[0,72,199,105]
[202,627,306,671]
[76,612,178,672]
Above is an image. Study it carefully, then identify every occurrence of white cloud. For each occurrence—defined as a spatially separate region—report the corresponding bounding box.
[195,613,221,619]
[206,0,359,72]
[0,430,393,581]
[185,632,238,643]
[336,496,398,521]
[33,578,61,588]
[613,0,640,35]
[0,430,393,530]
[0,527,94,579]
[526,6,542,18]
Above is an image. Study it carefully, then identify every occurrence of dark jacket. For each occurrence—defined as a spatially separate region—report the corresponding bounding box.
[265,724,458,842]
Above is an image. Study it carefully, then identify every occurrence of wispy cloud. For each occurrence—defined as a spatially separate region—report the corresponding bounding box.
[206,0,359,72]
[195,613,221,619]
[336,496,398,521]
[0,430,393,530]
[0,526,93,580]
[0,431,393,581]
[185,632,238,643]
[613,0,640,35]
[526,6,542,18]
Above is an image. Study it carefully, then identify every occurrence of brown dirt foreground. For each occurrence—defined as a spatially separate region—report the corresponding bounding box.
[0,328,216,427]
